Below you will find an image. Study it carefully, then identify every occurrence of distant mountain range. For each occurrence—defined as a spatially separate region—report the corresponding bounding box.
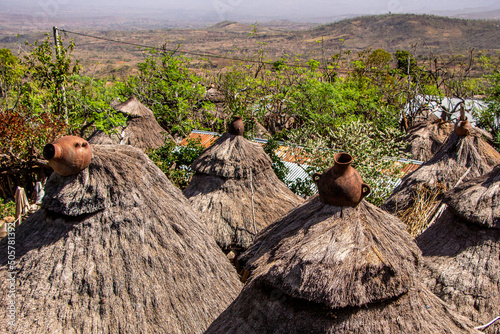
[1,1,499,33]
[1,13,499,78]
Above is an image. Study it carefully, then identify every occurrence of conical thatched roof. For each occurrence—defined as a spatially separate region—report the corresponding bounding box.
[206,197,480,333]
[383,127,500,214]
[183,132,304,251]
[0,144,241,333]
[416,165,500,333]
[87,96,170,151]
[404,120,454,161]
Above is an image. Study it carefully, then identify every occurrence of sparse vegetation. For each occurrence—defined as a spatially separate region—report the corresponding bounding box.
[1,14,499,205]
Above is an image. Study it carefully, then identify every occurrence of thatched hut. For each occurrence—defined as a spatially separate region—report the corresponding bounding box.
[416,164,500,333]
[206,155,480,334]
[183,118,304,253]
[88,96,170,151]
[404,119,454,161]
[0,142,241,333]
[383,123,500,216]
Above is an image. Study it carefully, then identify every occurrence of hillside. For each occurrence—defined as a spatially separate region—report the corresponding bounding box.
[1,14,499,77]
[310,14,500,54]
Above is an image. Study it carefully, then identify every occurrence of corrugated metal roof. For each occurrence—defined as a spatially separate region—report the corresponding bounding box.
[282,161,318,195]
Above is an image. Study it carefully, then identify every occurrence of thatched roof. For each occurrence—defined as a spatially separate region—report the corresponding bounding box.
[183,132,304,251]
[383,128,500,214]
[404,120,454,161]
[189,132,272,179]
[87,96,170,151]
[0,144,241,333]
[206,197,480,333]
[444,164,500,228]
[416,165,500,333]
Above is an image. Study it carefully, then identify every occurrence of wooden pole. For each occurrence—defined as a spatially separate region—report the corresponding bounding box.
[52,26,60,56]
[52,26,68,125]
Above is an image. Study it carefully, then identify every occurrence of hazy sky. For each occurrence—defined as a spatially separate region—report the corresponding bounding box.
[4,0,500,25]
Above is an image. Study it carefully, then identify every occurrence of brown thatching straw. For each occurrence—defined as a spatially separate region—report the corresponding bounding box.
[416,165,500,333]
[88,96,171,151]
[405,120,454,161]
[0,144,241,333]
[383,127,500,220]
[183,132,304,252]
[206,197,481,333]
[397,183,446,237]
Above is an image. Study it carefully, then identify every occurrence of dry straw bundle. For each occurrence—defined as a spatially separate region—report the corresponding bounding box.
[0,144,241,333]
[397,183,447,236]
[416,164,500,333]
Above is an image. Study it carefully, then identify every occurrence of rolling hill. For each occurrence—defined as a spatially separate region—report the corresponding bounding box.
[1,14,498,76]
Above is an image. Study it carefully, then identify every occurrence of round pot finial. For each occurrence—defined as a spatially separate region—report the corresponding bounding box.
[43,136,92,176]
[313,152,370,207]
[454,117,472,136]
[228,116,244,136]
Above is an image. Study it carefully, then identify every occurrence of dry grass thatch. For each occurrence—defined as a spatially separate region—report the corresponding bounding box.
[383,129,500,215]
[0,145,241,333]
[405,120,455,161]
[183,132,304,251]
[397,183,447,237]
[189,132,272,179]
[206,197,481,333]
[416,165,500,333]
[87,96,170,151]
[444,164,500,229]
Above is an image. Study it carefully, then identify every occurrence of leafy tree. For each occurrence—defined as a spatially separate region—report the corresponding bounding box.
[263,137,289,181]
[367,49,392,70]
[476,69,500,149]
[148,137,205,189]
[0,48,22,103]
[394,50,418,75]
[121,47,213,137]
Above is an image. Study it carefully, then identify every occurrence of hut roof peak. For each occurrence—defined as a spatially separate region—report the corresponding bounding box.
[190,132,272,179]
[240,198,420,309]
[115,96,154,118]
[42,145,172,216]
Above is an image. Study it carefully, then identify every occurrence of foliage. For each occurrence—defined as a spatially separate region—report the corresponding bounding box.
[121,47,213,137]
[0,198,15,218]
[394,50,419,76]
[282,120,407,205]
[0,48,22,95]
[476,69,500,149]
[148,137,205,189]
[0,108,65,167]
[263,137,289,181]
[68,75,127,137]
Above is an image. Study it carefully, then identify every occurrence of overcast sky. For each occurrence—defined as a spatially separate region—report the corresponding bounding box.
[4,0,500,25]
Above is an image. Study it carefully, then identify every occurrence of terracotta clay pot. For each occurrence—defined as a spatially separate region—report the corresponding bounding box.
[43,136,92,176]
[454,118,472,136]
[313,152,370,207]
[228,116,244,136]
